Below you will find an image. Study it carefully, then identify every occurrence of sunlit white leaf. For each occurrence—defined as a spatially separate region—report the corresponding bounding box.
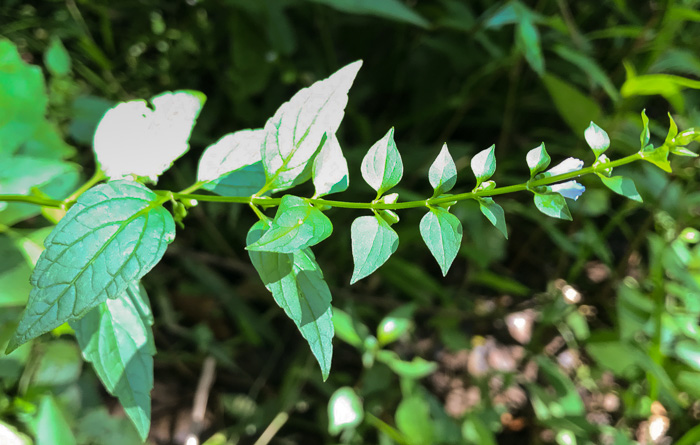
[94,90,206,181]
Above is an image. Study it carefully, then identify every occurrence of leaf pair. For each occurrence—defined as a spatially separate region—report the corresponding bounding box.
[196,61,357,198]
[350,128,403,283]
[247,221,334,380]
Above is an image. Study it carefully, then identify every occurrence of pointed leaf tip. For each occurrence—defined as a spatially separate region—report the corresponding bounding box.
[361,128,403,195]
[471,144,496,187]
[428,143,457,196]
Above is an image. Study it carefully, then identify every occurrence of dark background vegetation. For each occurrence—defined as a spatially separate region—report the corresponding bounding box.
[1,0,700,444]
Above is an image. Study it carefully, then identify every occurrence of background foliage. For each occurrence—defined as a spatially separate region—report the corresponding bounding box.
[1,0,700,444]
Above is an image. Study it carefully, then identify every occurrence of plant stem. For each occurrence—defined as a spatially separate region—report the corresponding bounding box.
[0,195,65,208]
[0,152,645,212]
[365,413,408,445]
[64,169,107,205]
[167,152,645,210]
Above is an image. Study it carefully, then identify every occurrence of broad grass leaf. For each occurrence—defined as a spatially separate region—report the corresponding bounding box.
[543,73,601,135]
[247,221,334,380]
[7,181,175,352]
[309,0,429,28]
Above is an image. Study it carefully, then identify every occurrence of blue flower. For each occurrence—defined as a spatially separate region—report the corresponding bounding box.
[547,180,586,200]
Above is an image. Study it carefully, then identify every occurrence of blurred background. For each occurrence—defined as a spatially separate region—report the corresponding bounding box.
[1,0,700,444]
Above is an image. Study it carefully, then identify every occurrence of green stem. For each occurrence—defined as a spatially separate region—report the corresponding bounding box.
[164,152,644,210]
[365,413,408,445]
[0,195,65,208]
[178,180,208,196]
[0,152,645,212]
[64,169,107,205]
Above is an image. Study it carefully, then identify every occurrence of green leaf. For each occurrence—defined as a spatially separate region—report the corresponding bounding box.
[584,121,610,158]
[0,233,36,307]
[0,39,48,155]
[543,73,601,135]
[395,395,434,445]
[198,129,267,197]
[203,163,266,198]
[7,181,175,353]
[526,143,551,178]
[197,129,264,183]
[20,120,76,160]
[665,113,679,145]
[376,350,437,379]
[313,133,349,197]
[75,408,143,445]
[32,340,82,387]
[34,396,77,445]
[308,0,429,28]
[552,45,620,102]
[68,95,114,145]
[377,304,415,346]
[640,109,650,148]
[262,60,362,191]
[71,282,154,441]
[419,207,462,276]
[470,144,496,187]
[350,215,399,284]
[671,146,699,157]
[477,197,508,239]
[428,143,457,197]
[247,221,334,380]
[94,90,206,180]
[328,387,364,435]
[598,175,642,202]
[332,308,369,348]
[533,193,572,220]
[639,145,672,172]
[361,127,403,196]
[44,36,71,77]
[0,156,79,225]
[462,415,497,445]
[246,195,332,253]
[674,340,700,372]
[517,19,544,76]
[621,73,700,113]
